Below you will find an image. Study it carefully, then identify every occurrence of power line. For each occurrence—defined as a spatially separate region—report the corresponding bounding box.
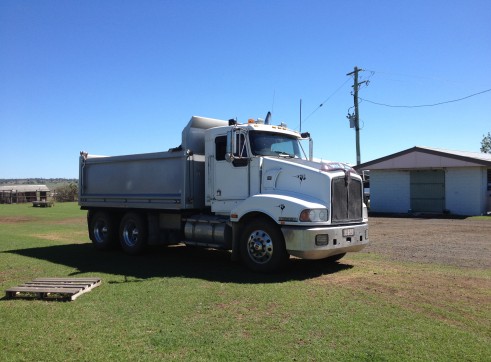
[363,68,471,86]
[301,77,352,124]
[360,88,491,108]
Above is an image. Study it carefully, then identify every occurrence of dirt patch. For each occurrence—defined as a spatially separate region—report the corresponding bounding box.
[312,258,491,332]
[364,217,491,269]
[0,216,38,224]
[33,231,87,243]
[51,217,86,225]
[310,217,491,331]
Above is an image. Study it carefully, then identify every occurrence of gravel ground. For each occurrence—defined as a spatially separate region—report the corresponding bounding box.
[364,216,491,269]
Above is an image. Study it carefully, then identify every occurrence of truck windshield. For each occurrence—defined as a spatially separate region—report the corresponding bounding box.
[249,131,304,159]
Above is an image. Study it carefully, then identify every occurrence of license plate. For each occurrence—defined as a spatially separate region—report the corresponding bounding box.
[342,228,354,237]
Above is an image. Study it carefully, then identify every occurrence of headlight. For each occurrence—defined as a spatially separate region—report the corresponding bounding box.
[299,208,329,222]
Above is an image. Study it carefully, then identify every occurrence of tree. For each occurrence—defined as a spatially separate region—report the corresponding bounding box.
[54,183,78,202]
[481,132,491,154]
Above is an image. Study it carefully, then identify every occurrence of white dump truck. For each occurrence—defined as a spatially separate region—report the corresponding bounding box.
[79,115,369,272]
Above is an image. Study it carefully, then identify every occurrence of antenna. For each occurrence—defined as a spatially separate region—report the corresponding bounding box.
[271,89,276,115]
[299,98,302,132]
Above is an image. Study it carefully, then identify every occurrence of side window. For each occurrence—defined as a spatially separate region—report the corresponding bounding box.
[215,136,227,161]
[233,133,249,167]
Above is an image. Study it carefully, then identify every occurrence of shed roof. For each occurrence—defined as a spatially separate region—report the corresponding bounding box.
[355,146,491,171]
[0,185,50,192]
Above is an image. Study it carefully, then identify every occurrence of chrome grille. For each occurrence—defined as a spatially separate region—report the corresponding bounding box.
[331,176,363,223]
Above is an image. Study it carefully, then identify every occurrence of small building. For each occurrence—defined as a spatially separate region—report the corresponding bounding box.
[0,185,51,204]
[355,146,491,216]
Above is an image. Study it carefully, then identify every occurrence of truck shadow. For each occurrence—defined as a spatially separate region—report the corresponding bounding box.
[5,243,352,284]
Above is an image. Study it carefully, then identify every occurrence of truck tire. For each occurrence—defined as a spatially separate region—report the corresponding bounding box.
[240,219,289,272]
[119,212,147,255]
[89,211,117,250]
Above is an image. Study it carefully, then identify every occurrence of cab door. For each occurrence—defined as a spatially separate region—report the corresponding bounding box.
[211,131,250,212]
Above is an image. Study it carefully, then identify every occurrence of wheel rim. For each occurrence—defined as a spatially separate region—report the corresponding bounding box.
[93,221,108,243]
[246,229,273,264]
[122,221,139,247]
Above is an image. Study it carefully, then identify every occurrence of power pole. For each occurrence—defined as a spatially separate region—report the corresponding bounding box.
[347,66,367,165]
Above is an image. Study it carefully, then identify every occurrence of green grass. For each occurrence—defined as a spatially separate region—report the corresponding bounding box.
[1,203,490,361]
[468,215,491,221]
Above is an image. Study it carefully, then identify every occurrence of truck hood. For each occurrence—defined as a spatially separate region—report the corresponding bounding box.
[260,157,359,205]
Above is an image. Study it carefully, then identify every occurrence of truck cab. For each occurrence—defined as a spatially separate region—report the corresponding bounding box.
[203,119,368,271]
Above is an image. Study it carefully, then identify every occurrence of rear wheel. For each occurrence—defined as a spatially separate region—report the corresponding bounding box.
[240,219,289,272]
[119,212,147,254]
[89,211,117,250]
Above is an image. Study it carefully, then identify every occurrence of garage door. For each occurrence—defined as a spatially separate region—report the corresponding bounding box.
[410,170,445,213]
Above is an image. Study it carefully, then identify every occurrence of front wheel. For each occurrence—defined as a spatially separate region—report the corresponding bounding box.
[119,212,147,255]
[240,219,289,273]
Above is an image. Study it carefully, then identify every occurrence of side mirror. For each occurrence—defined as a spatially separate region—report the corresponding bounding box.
[225,130,235,162]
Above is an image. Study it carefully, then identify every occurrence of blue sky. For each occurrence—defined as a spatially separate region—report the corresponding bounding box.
[1,0,490,178]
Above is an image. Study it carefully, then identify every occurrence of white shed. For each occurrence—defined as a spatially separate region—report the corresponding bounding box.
[355,146,491,216]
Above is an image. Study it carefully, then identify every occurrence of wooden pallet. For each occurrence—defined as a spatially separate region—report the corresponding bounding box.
[5,277,101,301]
[32,200,53,207]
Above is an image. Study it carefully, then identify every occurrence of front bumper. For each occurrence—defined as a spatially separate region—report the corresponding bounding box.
[281,223,369,259]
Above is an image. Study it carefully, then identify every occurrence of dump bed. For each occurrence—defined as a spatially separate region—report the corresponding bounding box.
[79,150,205,210]
[79,116,228,210]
